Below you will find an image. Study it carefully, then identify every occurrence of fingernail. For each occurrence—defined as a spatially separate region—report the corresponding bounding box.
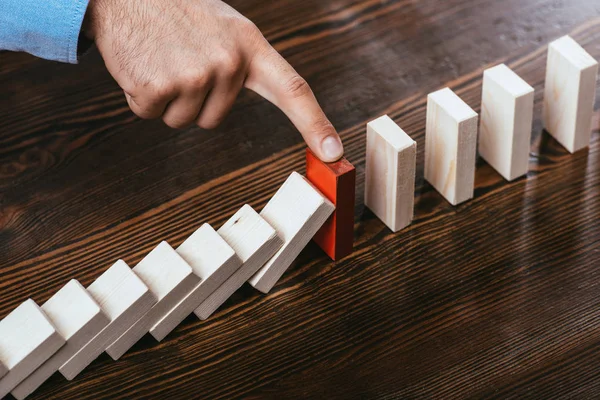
[321,136,344,161]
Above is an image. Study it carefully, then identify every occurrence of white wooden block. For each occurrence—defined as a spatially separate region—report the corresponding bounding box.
[543,35,599,153]
[425,88,478,206]
[194,205,283,319]
[106,242,199,360]
[479,64,534,181]
[12,280,109,400]
[59,260,156,380]
[150,224,242,341]
[248,172,335,294]
[365,115,417,232]
[0,300,65,398]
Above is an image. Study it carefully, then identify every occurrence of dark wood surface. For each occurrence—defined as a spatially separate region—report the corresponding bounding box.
[1,0,600,398]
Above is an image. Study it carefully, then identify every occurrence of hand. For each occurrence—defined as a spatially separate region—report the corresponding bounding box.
[83,0,344,162]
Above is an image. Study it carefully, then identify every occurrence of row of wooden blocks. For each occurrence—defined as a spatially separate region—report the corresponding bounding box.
[0,153,358,399]
[0,34,596,399]
[365,35,598,232]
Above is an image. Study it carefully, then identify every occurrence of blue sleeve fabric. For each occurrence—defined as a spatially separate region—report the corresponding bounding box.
[0,0,91,64]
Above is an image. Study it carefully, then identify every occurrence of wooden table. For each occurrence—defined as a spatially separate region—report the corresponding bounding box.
[1,0,599,398]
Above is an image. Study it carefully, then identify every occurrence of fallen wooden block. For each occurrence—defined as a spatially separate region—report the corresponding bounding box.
[543,35,599,153]
[0,300,65,399]
[365,115,417,232]
[194,205,283,319]
[106,242,199,360]
[150,224,242,341]
[59,260,156,380]
[479,64,534,181]
[248,172,335,293]
[425,87,478,206]
[12,280,109,400]
[305,148,356,260]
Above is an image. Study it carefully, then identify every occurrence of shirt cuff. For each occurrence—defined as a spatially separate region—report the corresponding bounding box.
[0,0,91,64]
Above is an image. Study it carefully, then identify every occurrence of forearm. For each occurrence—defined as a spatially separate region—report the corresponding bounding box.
[0,0,90,63]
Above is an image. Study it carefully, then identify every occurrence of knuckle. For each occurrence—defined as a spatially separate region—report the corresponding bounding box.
[237,17,260,37]
[132,107,155,120]
[217,51,243,76]
[120,81,137,95]
[181,69,210,90]
[146,79,174,100]
[283,75,311,99]
[129,99,157,120]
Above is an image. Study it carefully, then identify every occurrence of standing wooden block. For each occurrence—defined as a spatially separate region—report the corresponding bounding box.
[59,260,156,380]
[365,115,416,232]
[0,300,65,399]
[106,242,199,360]
[150,224,242,341]
[425,88,478,206]
[543,35,599,153]
[248,172,335,294]
[0,362,6,379]
[479,64,534,181]
[12,280,109,400]
[194,205,283,319]
[305,148,356,260]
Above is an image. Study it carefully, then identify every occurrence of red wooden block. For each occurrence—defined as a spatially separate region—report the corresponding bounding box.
[305,148,356,260]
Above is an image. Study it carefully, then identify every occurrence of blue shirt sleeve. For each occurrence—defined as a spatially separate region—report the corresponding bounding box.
[0,0,91,64]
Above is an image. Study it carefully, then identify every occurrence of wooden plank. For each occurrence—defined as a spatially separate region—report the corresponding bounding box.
[12,280,109,399]
[425,88,478,206]
[305,148,356,260]
[150,224,242,341]
[59,260,156,380]
[479,64,534,181]
[248,172,335,293]
[194,205,283,319]
[106,242,199,360]
[543,35,599,153]
[364,115,417,232]
[0,300,65,398]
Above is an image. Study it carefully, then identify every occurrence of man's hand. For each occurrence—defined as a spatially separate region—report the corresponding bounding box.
[84,0,344,162]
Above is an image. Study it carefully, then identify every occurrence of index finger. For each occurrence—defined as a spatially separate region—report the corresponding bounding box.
[244,46,344,162]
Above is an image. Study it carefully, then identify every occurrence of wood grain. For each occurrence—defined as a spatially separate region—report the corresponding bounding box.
[106,242,199,360]
[0,300,64,398]
[425,88,478,206]
[150,224,242,341]
[479,64,535,181]
[12,280,109,400]
[59,261,156,380]
[249,172,335,293]
[1,0,600,398]
[195,205,282,319]
[365,115,416,231]
[543,35,599,153]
